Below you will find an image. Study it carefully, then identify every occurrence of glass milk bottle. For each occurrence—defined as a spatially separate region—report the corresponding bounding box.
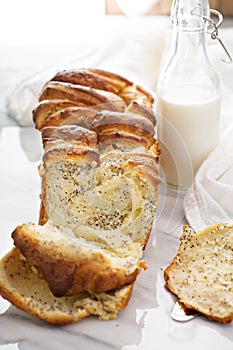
[156,0,221,189]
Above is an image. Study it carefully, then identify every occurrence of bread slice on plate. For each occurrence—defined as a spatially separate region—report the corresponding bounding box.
[0,247,133,324]
[164,223,233,323]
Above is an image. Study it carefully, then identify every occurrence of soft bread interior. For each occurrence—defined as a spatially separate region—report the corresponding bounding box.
[164,223,233,323]
[44,152,157,255]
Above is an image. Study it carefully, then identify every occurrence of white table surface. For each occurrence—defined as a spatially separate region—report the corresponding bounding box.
[0,127,233,350]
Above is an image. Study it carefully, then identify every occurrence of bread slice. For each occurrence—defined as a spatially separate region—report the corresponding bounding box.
[41,124,98,150]
[164,223,233,323]
[12,222,145,297]
[35,106,98,131]
[0,247,133,324]
[90,110,155,147]
[50,68,131,95]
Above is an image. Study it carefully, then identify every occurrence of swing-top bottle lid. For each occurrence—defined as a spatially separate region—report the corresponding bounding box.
[171,0,209,28]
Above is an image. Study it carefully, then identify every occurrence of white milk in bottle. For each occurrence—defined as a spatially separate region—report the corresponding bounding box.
[157,85,221,188]
[156,0,221,189]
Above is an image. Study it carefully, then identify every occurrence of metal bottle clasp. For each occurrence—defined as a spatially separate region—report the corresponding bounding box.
[203,9,232,63]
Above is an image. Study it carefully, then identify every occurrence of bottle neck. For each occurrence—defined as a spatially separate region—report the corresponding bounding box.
[156,0,220,99]
[171,0,209,29]
[171,26,209,63]
[157,22,219,98]
[166,0,212,68]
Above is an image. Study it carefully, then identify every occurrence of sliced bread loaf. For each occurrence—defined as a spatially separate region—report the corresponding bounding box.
[0,247,133,324]
[0,68,159,324]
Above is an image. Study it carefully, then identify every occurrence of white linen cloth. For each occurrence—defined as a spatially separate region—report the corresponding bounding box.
[5,20,233,233]
[184,121,233,232]
[184,36,233,232]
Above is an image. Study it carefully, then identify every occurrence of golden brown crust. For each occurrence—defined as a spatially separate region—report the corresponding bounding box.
[50,68,130,95]
[95,130,155,149]
[0,247,134,324]
[12,223,145,296]
[90,110,155,135]
[49,68,154,108]
[126,101,156,125]
[41,125,98,150]
[39,106,98,130]
[120,84,154,107]
[33,68,156,134]
[39,81,126,111]
[32,99,81,130]
[35,106,156,145]
[42,146,99,166]
[99,137,160,159]
[90,111,156,148]
[100,150,159,177]
[38,202,48,226]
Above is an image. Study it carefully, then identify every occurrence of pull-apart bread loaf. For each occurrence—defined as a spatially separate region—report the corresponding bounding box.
[164,223,233,323]
[0,68,160,324]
